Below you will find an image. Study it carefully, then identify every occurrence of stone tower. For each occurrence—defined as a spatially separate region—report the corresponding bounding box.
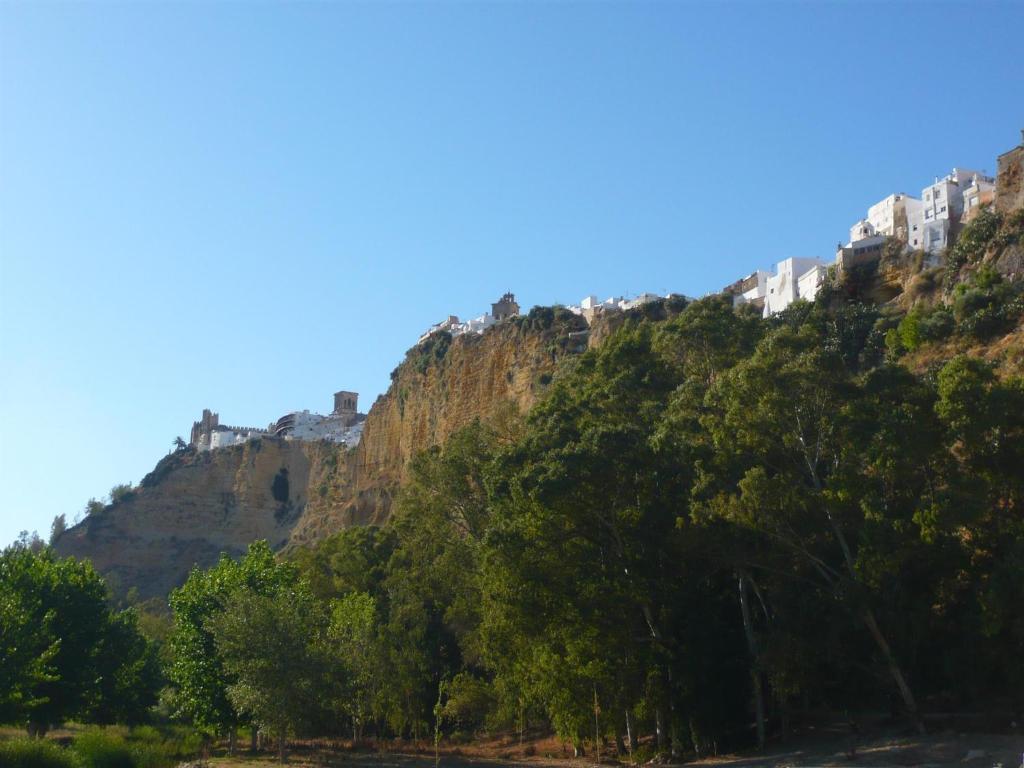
[190,409,219,448]
[333,391,358,416]
[491,292,520,321]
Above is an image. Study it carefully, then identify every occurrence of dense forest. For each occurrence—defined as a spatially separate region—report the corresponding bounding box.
[3,208,1023,765]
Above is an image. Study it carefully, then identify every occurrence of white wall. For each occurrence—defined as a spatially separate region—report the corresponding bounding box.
[764,257,826,316]
[906,197,925,250]
[850,218,875,243]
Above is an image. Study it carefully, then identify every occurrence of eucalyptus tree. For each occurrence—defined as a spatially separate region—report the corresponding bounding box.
[691,322,932,731]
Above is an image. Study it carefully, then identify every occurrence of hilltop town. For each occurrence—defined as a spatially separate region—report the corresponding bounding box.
[721,132,1024,314]
[189,390,365,452]
[190,132,1024,456]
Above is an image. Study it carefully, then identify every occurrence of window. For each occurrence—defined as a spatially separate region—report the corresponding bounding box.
[941,205,946,212]
[935,189,942,199]
[925,192,931,200]
[912,224,918,231]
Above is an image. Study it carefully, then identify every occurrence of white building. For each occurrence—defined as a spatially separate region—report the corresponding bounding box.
[567,292,674,322]
[912,168,994,255]
[961,173,996,222]
[849,218,876,243]
[850,193,922,245]
[763,257,827,316]
[272,409,365,445]
[797,264,828,304]
[419,294,518,343]
[836,233,887,272]
[209,428,266,450]
[727,270,771,309]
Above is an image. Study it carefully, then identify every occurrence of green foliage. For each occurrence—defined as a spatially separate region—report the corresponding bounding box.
[326,592,383,740]
[283,293,1024,752]
[441,672,496,732]
[49,515,66,545]
[108,484,135,505]
[209,584,327,761]
[84,499,106,517]
[168,541,299,733]
[71,730,135,768]
[0,546,158,733]
[888,304,955,353]
[410,331,453,375]
[36,286,1020,755]
[952,266,1024,339]
[0,739,81,768]
[948,206,1002,272]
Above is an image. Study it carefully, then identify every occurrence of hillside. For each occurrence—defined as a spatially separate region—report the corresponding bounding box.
[53,176,1024,602]
[54,309,591,600]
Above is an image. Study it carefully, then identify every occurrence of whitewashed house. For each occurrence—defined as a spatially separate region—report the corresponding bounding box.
[850,193,922,245]
[726,270,771,309]
[912,168,994,255]
[763,257,827,316]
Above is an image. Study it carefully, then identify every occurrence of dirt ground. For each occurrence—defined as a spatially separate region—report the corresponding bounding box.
[204,730,1024,768]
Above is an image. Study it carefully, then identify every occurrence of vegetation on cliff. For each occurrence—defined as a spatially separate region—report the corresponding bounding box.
[266,294,1020,756]
[11,207,1023,762]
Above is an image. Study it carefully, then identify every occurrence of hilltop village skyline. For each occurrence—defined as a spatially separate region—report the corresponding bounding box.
[185,132,1024,457]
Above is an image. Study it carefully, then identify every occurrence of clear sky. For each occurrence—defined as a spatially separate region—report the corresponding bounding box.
[1,1,1022,547]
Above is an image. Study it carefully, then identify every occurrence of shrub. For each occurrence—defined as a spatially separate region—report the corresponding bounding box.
[891,305,956,352]
[952,266,1024,340]
[0,739,81,768]
[948,206,1002,273]
[108,484,135,505]
[410,331,452,374]
[72,730,134,768]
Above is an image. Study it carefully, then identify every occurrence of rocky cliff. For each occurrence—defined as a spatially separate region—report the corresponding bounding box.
[55,310,589,600]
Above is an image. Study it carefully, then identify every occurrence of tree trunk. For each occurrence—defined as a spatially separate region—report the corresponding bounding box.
[655,707,665,752]
[624,708,634,760]
[666,667,681,759]
[738,571,766,750]
[814,481,924,738]
[862,609,925,734]
[228,727,237,756]
[251,727,258,753]
[278,721,287,764]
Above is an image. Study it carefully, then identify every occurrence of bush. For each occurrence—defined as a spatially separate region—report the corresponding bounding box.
[890,305,956,353]
[0,739,81,768]
[948,206,1002,273]
[952,267,1024,340]
[410,331,452,374]
[72,730,134,768]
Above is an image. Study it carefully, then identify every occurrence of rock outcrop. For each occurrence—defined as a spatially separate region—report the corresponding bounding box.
[54,311,588,600]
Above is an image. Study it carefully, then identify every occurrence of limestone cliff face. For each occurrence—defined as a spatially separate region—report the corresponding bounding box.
[54,439,333,600]
[54,312,587,600]
[287,311,589,546]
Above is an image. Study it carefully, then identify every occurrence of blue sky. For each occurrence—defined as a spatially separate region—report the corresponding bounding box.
[1,2,1022,547]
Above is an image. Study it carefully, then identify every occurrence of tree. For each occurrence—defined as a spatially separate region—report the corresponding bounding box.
[327,592,381,742]
[692,323,927,731]
[83,498,105,517]
[210,585,326,763]
[87,609,163,726]
[173,436,188,452]
[48,515,66,546]
[0,546,158,734]
[108,483,134,505]
[168,541,302,749]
